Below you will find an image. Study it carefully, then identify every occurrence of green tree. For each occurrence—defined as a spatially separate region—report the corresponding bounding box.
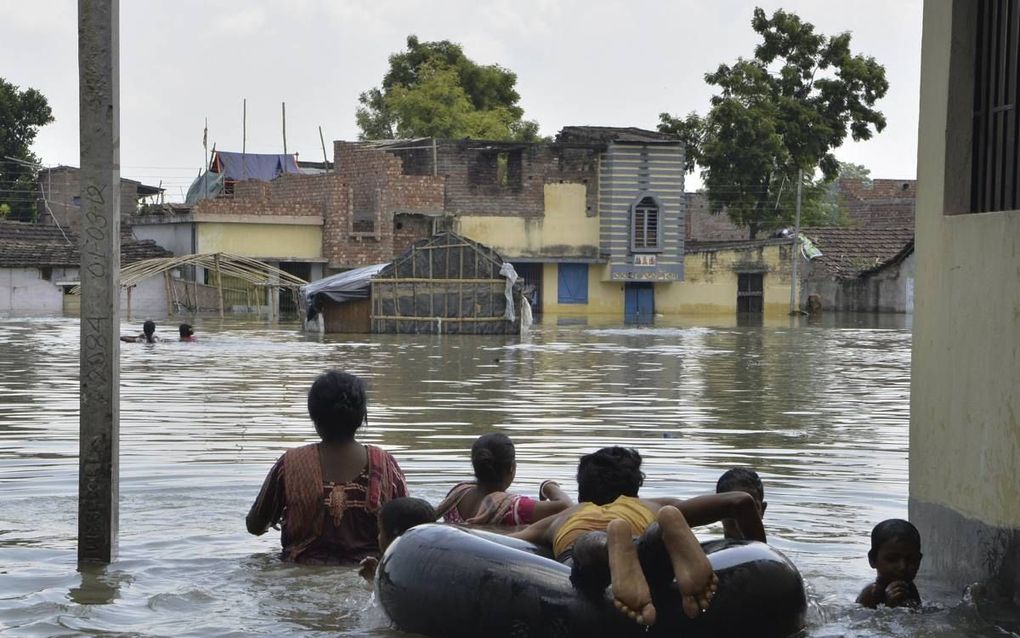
[659,8,888,238]
[0,78,53,221]
[356,35,539,141]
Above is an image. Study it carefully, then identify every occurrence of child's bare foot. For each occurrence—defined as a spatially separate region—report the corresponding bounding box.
[607,518,656,626]
[658,505,718,619]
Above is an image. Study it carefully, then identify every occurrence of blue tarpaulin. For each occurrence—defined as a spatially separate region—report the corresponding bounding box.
[212,151,300,182]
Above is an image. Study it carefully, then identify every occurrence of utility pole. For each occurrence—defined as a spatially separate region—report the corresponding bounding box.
[789,168,803,315]
[78,0,121,564]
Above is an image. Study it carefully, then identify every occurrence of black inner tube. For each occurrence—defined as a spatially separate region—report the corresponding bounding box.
[378,524,806,638]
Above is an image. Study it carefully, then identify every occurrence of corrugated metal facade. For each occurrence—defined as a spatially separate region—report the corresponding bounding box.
[598,143,685,281]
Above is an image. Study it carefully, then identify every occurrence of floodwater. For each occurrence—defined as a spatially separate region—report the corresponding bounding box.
[0,315,1015,637]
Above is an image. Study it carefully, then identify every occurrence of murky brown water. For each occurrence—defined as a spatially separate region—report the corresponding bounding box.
[0,315,1015,637]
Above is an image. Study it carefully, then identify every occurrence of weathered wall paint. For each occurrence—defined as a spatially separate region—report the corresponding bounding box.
[910,0,1020,596]
[600,144,686,282]
[0,268,167,318]
[659,244,792,315]
[535,243,791,316]
[0,268,71,315]
[131,221,194,257]
[541,263,625,315]
[455,183,599,259]
[196,223,322,259]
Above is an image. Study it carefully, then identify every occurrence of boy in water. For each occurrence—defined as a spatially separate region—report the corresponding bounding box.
[510,447,766,627]
[178,324,196,342]
[716,467,767,540]
[358,497,436,582]
[121,320,159,343]
[856,519,923,609]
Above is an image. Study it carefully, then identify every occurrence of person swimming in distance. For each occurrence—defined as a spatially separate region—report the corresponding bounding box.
[178,323,196,342]
[121,320,159,343]
[857,519,922,609]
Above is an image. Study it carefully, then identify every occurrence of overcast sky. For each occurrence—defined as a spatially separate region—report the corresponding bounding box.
[3,1,922,200]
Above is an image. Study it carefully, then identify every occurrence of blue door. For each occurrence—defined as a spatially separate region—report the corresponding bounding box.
[625,283,654,322]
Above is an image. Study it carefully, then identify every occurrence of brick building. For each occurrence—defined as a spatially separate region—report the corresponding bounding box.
[837,177,916,229]
[37,165,162,231]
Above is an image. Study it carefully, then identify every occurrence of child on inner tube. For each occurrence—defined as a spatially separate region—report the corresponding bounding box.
[509,447,766,627]
[716,467,767,540]
[435,432,572,526]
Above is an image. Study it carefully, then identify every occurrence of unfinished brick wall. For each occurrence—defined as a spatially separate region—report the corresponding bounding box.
[38,168,144,230]
[434,140,599,217]
[838,178,916,229]
[193,173,344,218]
[393,214,434,254]
[327,142,446,268]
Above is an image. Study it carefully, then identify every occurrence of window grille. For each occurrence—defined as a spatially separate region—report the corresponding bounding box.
[972,0,1020,212]
[631,196,661,251]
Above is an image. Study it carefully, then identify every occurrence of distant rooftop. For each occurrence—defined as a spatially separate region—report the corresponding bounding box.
[557,126,678,145]
[804,227,914,279]
[0,221,173,269]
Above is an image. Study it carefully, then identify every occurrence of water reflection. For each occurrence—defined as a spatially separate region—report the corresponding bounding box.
[0,314,1005,637]
[68,565,127,605]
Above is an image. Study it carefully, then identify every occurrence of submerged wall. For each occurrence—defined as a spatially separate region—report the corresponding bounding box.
[911,0,1020,602]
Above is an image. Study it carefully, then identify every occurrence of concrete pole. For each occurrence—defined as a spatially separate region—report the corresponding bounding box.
[789,168,802,315]
[77,0,120,564]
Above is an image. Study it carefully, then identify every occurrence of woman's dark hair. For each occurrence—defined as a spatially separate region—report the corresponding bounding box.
[869,518,921,560]
[380,497,436,538]
[307,370,367,442]
[471,432,515,485]
[142,320,156,343]
[576,447,644,505]
[179,323,194,337]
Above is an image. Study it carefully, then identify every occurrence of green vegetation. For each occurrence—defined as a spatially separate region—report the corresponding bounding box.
[356,35,539,141]
[659,8,888,238]
[0,78,53,222]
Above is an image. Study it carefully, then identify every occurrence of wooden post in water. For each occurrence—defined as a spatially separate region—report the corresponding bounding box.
[77,0,120,564]
[214,253,225,318]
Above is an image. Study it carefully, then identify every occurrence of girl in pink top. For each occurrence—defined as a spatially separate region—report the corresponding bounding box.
[435,433,572,526]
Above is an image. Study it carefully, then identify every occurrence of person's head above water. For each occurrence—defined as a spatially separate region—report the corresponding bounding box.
[378,497,436,552]
[716,467,766,515]
[143,320,156,335]
[471,432,516,489]
[868,518,922,584]
[178,323,194,338]
[307,370,367,443]
[576,446,644,505]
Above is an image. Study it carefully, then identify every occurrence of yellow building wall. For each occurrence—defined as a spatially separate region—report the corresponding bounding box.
[538,245,791,317]
[454,183,598,258]
[911,0,1020,530]
[196,223,322,260]
[542,264,625,315]
[658,244,791,315]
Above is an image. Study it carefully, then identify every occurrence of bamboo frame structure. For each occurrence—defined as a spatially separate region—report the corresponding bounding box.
[68,252,307,317]
[370,232,521,335]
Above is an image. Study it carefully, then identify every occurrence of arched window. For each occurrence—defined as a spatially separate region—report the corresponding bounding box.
[631,195,661,251]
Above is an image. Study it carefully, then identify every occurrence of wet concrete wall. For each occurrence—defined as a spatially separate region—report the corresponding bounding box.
[911,0,1020,604]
